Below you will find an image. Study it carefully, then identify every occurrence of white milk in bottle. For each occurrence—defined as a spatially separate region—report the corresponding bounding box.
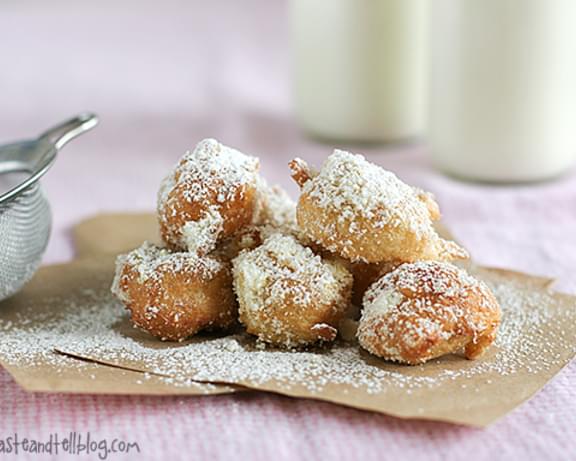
[428,0,576,182]
[291,0,427,143]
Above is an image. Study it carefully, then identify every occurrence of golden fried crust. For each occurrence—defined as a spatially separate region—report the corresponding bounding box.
[349,261,401,308]
[289,158,317,188]
[415,189,441,221]
[113,245,237,341]
[297,195,455,263]
[159,180,257,251]
[213,181,301,262]
[157,139,260,253]
[357,262,501,365]
[235,275,348,346]
[252,181,298,231]
[232,234,353,348]
[216,226,265,262]
[291,151,468,264]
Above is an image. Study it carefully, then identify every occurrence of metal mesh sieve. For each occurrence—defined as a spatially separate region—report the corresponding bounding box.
[0,183,51,300]
[0,114,98,302]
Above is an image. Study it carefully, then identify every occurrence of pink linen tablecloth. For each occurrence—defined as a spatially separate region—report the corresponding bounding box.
[1,1,575,459]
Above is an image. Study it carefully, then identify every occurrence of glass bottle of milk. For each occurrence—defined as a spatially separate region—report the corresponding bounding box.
[428,0,576,182]
[291,0,427,143]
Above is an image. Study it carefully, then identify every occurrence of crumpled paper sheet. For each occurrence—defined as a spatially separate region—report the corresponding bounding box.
[0,213,574,427]
[0,255,238,397]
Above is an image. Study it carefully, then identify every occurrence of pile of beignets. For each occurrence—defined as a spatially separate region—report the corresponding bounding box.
[112,139,501,365]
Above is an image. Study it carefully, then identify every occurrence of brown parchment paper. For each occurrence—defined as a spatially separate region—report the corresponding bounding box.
[1,213,575,427]
[73,213,161,259]
[0,256,238,396]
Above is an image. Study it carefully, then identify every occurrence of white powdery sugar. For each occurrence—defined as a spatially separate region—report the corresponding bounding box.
[112,242,224,302]
[166,138,259,206]
[256,181,297,230]
[0,289,216,393]
[365,288,404,317]
[365,261,492,305]
[157,138,260,249]
[182,207,224,255]
[232,233,350,312]
[359,262,501,358]
[0,274,573,395]
[157,172,177,216]
[303,150,434,236]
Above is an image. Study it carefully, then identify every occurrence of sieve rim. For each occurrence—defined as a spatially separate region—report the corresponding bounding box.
[0,113,98,205]
[0,147,55,205]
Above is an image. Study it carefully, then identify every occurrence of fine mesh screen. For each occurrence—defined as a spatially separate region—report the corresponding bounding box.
[0,183,51,301]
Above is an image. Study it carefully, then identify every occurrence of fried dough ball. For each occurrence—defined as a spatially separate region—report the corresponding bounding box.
[253,180,298,231]
[349,260,401,308]
[216,225,267,262]
[289,150,468,264]
[232,233,353,348]
[357,261,501,365]
[158,138,260,254]
[217,182,300,261]
[111,242,237,341]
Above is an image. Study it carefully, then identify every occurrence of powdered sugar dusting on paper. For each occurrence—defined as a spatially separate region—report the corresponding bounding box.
[0,289,217,393]
[0,275,574,394]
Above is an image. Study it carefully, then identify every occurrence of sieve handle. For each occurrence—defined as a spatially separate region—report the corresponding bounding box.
[39,113,99,150]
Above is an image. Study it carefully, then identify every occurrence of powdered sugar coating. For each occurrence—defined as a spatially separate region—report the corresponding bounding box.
[215,182,299,262]
[358,262,501,364]
[112,242,223,299]
[295,150,468,263]
[305,150,429,230]
[160,138,259,208]
[157,138,260,251]
[232,233,353,347]
[253,179,297,231]
[181,206,224,255]
[112,242,236,341]
[1,269,573,398]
